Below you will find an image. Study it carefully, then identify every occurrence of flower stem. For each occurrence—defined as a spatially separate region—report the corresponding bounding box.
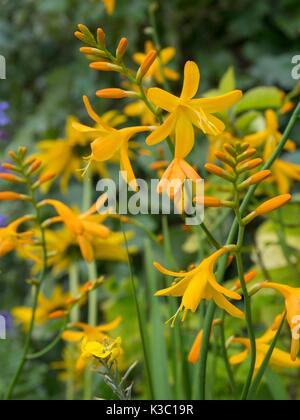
[247,312,286,400]
[5,175,47,400]
[198,99,300,400]
[218,313,237,398]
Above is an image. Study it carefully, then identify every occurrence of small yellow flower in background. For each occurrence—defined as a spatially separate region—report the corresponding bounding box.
[146,61,242,158]
[229,319,300,371]
[78,336,122,370]
[0,216,34,257]
[51,347,82,387]
[62,317,122,343]
[155,247,244,326]
[245,109,296,160]
[36,117,88,192]
[259,282,300,361]
[41,199,110,263]
[102,0,116,15]
[12,286,70,329]
[270,159,300,194]
[133,41,179,84]
[74,96,151,191]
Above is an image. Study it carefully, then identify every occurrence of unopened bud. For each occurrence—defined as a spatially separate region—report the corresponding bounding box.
[136,50,157,82]
[116,37,128,60]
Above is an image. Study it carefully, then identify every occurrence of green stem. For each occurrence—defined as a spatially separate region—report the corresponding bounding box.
[5,177,48,400]
[120,220,155,399]
[198,99,300,400]
[235,227,256,400]
[219,313,237,398]
[247,313,286,400]
[27,320,68,360]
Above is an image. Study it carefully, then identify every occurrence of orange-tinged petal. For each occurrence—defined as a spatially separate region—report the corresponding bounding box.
[182,274,207,312]
[213,291,244,319]
[179,159,201,182]
[97,316,122,332]
[229,350,248,365]
[120,143,138,191]
[155,276,191,298]
[175,111,195,158]
[188,330,203,364]
[147,87,179,112]
[192,90,242,113]
[62,330,85,342]
[181,61,200,100]
[146,113,177,146]
[153,261,189,277]
[265,109,278,132]
[82,221,110,238]
[160,47,176,64]
[77,235,94,262]
[91,134,124,161]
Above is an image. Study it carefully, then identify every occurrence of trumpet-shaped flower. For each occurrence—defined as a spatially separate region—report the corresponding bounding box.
[78,336,122,370]
[133,41,179,84]
[13,286,70,329]
[42,199,110,263]
[271,159,300,194]
[146,61,242,158]
[230,319,300,371]
[74,96,150,191]
[62,317,122,343]
[245,109,296,161]
[0,216,33,257]
[259,282,300,361]
[155,247,244,325]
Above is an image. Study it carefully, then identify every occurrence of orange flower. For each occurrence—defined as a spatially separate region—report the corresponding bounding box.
[259,283,300,361]
[41,199,110,262]
[0,216,34,257]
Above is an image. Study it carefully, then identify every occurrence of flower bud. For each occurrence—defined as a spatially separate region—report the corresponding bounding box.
[204,163,235,182]
[0,173,24,183]
[243,194,292,224]
[236,148,257,163]
[90,62,122,72]
[0,192,25,201]
[97,28,106,47]
[237,170,271,190]
[96,88,137,99]
[136,50,157,82]
[215,151,236,168]
[116,37,128,60]
[237,158,263,173]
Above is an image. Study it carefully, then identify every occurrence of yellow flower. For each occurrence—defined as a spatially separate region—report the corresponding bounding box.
[51,347,83,387]
[155,247,244,326]
[230,320,300,371]
[62,317,122,343]
[13,286,70,329]
[78,336,122,370]
[146,61,242,158]
[103,0,116,15]
[245,109,296,161]
[0,216,34,257]
[259,283,300,361]
[36,113,126,192]
[157,157,201,199]
[42,199,110,262]
[36,117,88,192]
[74,96,150,191]
[133,41,179,84]
[271,159,300,194]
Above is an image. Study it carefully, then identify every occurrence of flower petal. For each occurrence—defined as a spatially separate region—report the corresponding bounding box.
[192,90,242,113]
[175,112,195,158]
[91,134,124,161]
[146,113,177,146]
[148,87,179,112]
[213,291,244,319]
[155,276,191,297]
[181,61,200,100]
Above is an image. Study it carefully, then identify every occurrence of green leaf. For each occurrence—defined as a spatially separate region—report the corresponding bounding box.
[219,66,236,93]
[144,238,172,400]
[265,369,289,400]
[233,87,282,114]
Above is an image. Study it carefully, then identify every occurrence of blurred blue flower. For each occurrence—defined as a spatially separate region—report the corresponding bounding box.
[0,215,7,227]
[0,102,10,126]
